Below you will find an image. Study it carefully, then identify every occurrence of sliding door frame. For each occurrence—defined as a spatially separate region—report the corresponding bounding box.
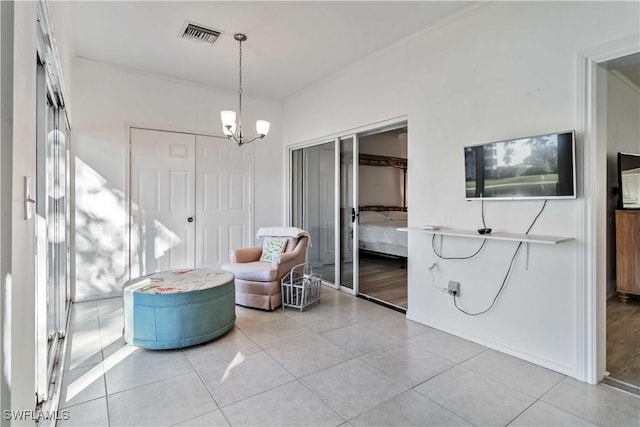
[286,116,408,293]
[35,11,73,402]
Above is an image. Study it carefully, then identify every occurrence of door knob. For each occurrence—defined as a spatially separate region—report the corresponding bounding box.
[187,217,194,223]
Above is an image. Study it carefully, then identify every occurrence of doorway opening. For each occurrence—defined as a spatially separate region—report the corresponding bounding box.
[357,128,408,311]
[599,52,640,394]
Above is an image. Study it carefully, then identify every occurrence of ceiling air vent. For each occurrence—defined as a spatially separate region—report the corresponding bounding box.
[179,21,224,46]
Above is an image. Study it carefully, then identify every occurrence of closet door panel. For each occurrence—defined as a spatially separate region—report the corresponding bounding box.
[196,136,252,269]
[131,129,196,276]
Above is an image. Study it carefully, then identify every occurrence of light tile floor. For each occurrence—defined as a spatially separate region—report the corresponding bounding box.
[58,287,640,427]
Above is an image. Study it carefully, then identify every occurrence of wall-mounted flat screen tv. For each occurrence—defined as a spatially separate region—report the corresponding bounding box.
[617,152,640,209]
[464,130,576,200]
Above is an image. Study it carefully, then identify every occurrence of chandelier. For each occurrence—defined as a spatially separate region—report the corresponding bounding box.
[220,33,270,147]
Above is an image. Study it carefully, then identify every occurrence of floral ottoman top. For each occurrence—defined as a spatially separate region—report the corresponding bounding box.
[125,269,234,294]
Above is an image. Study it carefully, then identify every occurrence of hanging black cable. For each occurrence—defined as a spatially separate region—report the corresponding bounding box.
[453,200,548,316]
[432,234,487,260]
[481,199,487,230]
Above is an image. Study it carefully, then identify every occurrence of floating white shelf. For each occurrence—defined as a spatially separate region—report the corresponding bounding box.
[398,227,573,245]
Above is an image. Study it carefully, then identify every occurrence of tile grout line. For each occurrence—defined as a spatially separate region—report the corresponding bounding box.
[96,308,113,426]
[103,370,112,426]
[503,396,540,426]
[184,327,301,414]
[452,353,565,401]
[236,333,349,423]
[407,362,481,426]
[407,354,548,427]
[104,362,195,399]
[180,347,231,426]
[295,376,350,423]
[534,377,605,426]
[297,357,409,421]
[237,297,472,423]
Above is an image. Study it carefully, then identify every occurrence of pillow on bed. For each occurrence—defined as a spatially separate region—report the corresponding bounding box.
[359,211,388,223]
[383,211,407,221]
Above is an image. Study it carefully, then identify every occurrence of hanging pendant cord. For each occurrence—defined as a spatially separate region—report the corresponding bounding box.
[237,38,243,139]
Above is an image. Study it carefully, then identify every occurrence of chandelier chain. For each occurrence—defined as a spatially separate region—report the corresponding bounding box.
[238,38,243,95]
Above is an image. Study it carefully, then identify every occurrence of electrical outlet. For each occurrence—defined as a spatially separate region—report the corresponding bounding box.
[447,281,460,296]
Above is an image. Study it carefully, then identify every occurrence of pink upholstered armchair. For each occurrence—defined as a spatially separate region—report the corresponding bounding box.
[222,227,310,310]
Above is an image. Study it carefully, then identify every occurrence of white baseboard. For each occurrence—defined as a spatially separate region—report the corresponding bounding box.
[406,310,577,379]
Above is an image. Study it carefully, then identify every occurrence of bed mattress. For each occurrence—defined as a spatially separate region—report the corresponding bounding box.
[359,220,408,248]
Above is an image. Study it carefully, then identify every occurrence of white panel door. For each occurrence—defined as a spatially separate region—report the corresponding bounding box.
[131,129,196,276]
[195,135,252,269]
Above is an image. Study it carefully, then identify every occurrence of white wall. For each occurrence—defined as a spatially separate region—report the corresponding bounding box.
[0,0,14,416]
[605,69,640,297]
[72,59,284,301]
[359,166,404,206]
[283,1,640,378]
[10,1,39,420]
[359,132,407,207]
[2,1,40,422]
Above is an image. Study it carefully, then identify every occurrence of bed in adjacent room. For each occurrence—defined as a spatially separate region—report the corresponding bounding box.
[358,206,407,258]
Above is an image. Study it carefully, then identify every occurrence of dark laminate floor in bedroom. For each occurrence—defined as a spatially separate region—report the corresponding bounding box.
[358,253,407,309]
[311,254,407,310]
[607,296,640,390]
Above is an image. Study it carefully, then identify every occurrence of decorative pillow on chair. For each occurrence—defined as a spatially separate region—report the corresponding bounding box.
[259,238,288,262]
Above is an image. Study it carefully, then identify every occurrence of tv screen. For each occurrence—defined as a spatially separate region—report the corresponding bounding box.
[464,131,576,200]
[618,152,640,209]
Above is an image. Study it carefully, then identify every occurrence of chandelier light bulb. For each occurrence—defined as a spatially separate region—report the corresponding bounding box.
[221,110,236,128]
[256,120,270,136]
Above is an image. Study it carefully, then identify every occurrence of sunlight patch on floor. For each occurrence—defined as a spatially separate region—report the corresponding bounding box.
[66,345,137,402]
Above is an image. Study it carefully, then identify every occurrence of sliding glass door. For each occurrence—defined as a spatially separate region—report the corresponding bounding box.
[339,135,358,293]
[35,59,70,403]
[291,141,336,283]
[290,121,406,298]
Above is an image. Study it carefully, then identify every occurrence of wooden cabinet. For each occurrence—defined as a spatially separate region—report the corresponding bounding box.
[616,210,640,301]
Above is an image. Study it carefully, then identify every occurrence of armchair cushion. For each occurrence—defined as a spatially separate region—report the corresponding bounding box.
[259,237,288,262]
[222,261,278,282]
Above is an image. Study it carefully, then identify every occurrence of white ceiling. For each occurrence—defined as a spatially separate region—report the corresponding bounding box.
[71,1,475,100]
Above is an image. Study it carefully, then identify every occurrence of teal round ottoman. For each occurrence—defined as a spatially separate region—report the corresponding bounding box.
[123,269,235,350]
